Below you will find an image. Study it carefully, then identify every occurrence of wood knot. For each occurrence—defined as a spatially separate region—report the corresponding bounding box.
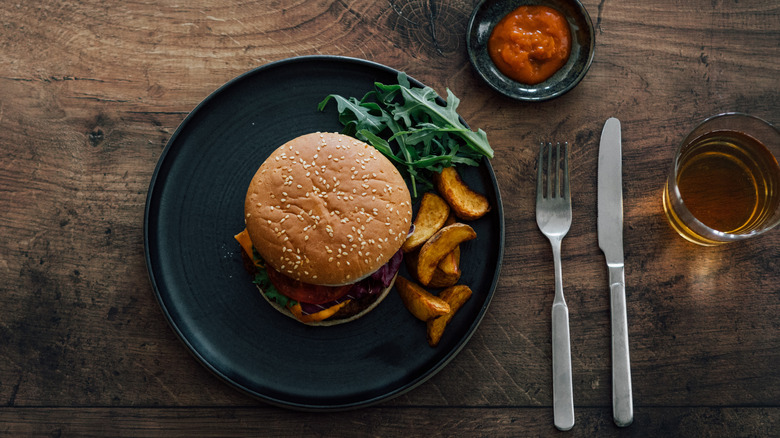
[385,0,468,58]
[89,129,104,147]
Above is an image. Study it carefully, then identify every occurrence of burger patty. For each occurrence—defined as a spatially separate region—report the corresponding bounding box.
[330,293,382,319]
[240,245,399,320]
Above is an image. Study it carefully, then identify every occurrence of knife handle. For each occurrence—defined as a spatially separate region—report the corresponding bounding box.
[609,266,633,427]
[552,302,575,431]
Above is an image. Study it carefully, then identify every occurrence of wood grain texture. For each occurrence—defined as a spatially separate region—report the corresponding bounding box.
[1,0,778,435]
[0,407,778,437]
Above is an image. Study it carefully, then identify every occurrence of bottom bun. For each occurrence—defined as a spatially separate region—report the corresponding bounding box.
[257,273,398,326]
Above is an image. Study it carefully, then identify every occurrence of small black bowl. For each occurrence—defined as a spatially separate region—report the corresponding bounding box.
[467,0,595,101]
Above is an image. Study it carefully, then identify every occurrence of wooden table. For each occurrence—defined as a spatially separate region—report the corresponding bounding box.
[1,0,778,436]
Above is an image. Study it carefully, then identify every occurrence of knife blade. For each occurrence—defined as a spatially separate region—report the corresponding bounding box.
[597,117,634,427]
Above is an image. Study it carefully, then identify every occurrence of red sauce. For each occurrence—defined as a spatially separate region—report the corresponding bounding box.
[487,6,572,85]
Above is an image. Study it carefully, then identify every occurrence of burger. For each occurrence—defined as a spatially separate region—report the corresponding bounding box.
[235,132,413,325]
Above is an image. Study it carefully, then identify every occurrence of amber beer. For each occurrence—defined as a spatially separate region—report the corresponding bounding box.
[663,113,780,245]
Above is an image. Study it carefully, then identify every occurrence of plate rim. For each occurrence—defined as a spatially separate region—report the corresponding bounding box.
[143,55,505,410]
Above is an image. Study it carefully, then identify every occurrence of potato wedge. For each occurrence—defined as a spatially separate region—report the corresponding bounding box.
[416,223,476,286]
[436,213,460,275]
[405,250,461,288]
[434,166,491,220]
[428,267,461,288]
[395,276,451,322]
[437,245,460,276]
[427,285,473,347]
[402,192,450,253]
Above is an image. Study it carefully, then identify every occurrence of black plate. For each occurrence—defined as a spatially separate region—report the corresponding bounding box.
[144,55,505,410]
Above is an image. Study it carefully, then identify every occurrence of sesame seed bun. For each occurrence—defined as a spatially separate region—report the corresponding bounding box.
[244,132,413,286]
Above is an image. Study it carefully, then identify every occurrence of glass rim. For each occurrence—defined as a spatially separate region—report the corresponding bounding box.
[666,112,780,243]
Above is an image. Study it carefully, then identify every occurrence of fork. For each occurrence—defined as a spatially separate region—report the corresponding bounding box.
[536,141,575,431]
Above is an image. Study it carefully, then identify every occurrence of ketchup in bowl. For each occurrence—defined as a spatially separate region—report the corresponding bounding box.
[487,5,571,85]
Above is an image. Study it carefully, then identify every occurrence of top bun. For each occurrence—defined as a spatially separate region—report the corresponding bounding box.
[244,132,412,286]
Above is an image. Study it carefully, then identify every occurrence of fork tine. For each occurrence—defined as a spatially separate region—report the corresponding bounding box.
[563,142,570,200]
[537,142,544,201]
[546,142,553,199]
[555,142,562,198]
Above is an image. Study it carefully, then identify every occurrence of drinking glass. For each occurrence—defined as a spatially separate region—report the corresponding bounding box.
[663,113,780,246]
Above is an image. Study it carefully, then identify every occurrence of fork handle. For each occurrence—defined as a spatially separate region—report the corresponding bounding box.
[552,302,574,431]
[551,238,574,431]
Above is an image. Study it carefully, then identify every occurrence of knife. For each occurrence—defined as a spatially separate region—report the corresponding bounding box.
[597,117,634,427]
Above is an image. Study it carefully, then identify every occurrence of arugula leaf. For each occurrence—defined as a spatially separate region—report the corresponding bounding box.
[319,73,493,198]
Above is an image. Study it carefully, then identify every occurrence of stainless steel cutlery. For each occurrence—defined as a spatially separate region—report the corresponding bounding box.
[535,119,634,430]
